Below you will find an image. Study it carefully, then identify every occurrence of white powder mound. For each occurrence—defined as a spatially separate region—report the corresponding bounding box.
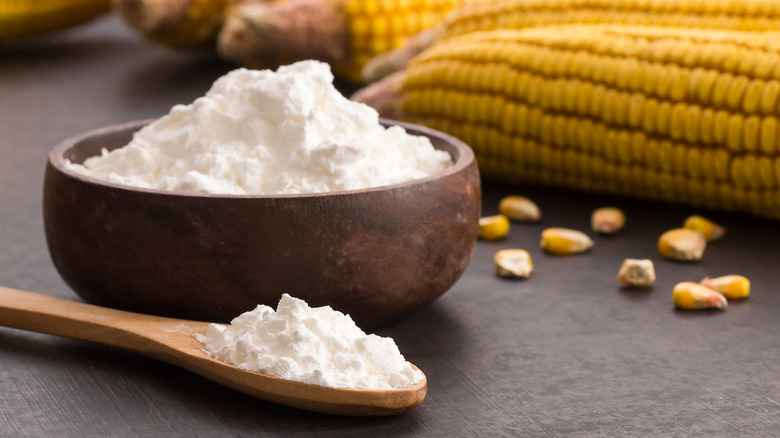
[194,294,424,390]
[65,60,452,195]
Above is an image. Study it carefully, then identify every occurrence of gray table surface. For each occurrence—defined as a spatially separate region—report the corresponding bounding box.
[1,14,779,437]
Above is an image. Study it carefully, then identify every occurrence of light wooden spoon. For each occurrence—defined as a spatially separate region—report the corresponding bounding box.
[0,285,427,416]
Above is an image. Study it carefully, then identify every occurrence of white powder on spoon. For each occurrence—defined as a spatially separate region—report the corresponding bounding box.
[64,60,451,195]
[194,294,424,389]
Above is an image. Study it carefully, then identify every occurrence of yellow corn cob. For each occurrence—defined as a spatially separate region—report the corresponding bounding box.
[114,0,242,47]
[354,25,780,220]
[217,0,465,83]
[363,0,780,82]
[0,0,110,40]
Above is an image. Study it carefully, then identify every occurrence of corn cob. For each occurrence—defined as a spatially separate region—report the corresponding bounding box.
[363,0,780,82]
[114,0,242,47]
[354,25,780,220]
[217,0,465,83]
[0,0,110,40]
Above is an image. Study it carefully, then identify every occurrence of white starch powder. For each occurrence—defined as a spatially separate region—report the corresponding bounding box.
[65,60,451,195]
[194,294,424,389]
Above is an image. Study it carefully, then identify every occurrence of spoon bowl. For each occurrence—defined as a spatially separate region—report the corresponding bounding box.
[0,286,426,416]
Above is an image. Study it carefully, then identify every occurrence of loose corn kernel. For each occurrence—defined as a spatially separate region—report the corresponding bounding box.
[494,249,533,279]
[658,228,707,261]
[700,275,750,299]
[478,214,510,240]
[591,207,626,234]
[498,195,541,222]
[617,258,656,287]
[540,227,594,255]
[673,281,728,310]
[683,214,726,241]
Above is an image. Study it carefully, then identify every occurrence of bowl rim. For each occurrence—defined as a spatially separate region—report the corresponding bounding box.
[48,118,476,199]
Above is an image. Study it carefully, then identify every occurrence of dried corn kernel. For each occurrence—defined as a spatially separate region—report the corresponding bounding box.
[658,228,707,261]
[617,258,656,287]
[478,215,510,240]
[591,207,626,234]
[499,195,541,222]
[700,275,750,300]
[494,249,533,279]
[540,227,594,255]
[683,214,726,241]
[673,282,728,310]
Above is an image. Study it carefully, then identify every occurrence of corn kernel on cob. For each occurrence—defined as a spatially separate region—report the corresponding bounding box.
[218,0,465,83]
[0,0,110,40]
[540,227,593,255]
[114,0,239,48]
[494,249,533,278]
[673,281,728,310]
[354,25,780,220]
[363,0,780,82]
[700,275,750,299]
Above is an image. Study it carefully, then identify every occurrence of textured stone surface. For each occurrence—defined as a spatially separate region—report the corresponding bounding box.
[1,14,779,437]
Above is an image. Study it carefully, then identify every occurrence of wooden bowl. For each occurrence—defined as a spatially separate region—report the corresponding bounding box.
[43,119,480,329]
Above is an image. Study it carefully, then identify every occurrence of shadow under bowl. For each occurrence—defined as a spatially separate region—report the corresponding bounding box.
[43,119,481,329]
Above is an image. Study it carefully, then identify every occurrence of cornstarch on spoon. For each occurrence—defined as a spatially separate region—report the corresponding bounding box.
[194,294,424,389]
[64,60,451,194]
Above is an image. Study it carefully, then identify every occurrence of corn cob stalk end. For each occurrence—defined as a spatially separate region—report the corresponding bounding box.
[218,0,349,71]
[351,71,405,120]
[114,0,231,47]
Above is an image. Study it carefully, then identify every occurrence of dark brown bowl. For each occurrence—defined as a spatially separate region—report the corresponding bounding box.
[43,119,480,329]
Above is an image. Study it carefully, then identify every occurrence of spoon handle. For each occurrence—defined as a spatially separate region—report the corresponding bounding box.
[0,285,207,361]
[0,285,429,416]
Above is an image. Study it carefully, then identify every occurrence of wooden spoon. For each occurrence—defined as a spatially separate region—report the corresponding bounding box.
[0,286,427,416]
